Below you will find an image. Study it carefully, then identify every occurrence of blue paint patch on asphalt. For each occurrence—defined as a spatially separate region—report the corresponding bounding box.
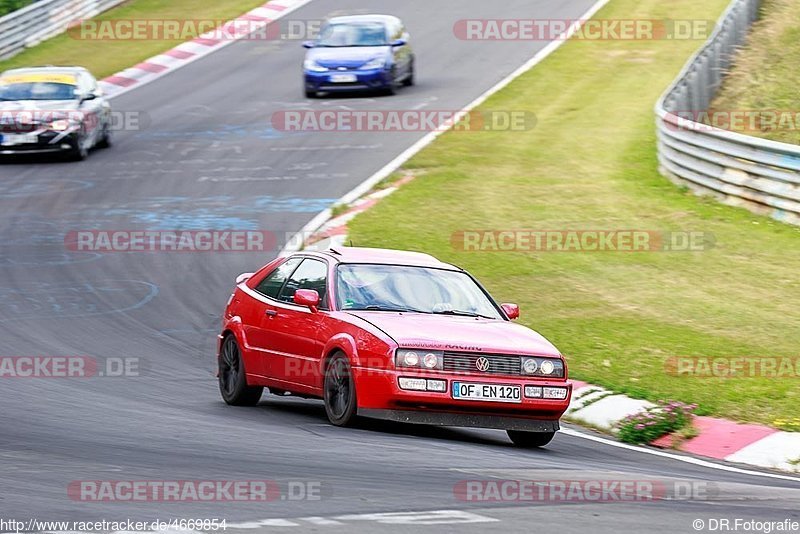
[0,179,93,199]
[68,195,337,230]
[252,196,337,212]
[0,248,103,267]
[0,280,159,322]
[127,212,259,230]
[0,220,66,246]
[134,124,300,141]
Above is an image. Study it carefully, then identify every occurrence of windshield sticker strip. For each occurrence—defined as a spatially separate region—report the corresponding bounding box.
[0,74,78,85]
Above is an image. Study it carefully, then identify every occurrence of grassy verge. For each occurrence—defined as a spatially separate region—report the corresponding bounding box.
[348,0,800,426]
[0,0,268,79]
[709,0,800,144]
[1,1,34,18]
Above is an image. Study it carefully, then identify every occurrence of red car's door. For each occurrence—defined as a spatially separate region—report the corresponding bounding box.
[243,257,303,378]
[267,258,330,389]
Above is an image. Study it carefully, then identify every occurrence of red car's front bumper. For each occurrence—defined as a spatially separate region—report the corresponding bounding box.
[352,367,571,432]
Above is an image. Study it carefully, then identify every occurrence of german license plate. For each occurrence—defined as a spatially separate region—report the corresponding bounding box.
[330,73,357,83]
[0,133,37,146]
[452,382,521,403]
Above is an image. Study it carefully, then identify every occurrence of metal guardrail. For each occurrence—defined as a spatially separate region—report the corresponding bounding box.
[0,0,126,61]
[655,0,800,226]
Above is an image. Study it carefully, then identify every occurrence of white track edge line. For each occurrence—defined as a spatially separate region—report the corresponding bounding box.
[560,428,800,483]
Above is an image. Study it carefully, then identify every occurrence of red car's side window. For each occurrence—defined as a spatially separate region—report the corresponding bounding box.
[253,258,302,299]
[277,259,329,309]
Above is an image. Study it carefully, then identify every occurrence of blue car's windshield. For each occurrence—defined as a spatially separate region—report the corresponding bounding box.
[0,82,76,101]
[317,22,389,47]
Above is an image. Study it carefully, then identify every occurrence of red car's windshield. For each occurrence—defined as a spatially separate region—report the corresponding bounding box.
[335,263,503,319]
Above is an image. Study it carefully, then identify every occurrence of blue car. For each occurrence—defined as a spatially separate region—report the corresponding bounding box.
[303,15,415,98]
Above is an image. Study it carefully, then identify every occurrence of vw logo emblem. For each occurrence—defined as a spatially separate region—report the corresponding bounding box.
[475,357,490,372]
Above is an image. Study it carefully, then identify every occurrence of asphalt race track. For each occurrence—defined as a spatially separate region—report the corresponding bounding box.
[1,0,799,532]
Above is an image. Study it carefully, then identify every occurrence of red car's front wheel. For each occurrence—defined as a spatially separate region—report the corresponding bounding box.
[323,352,357,426]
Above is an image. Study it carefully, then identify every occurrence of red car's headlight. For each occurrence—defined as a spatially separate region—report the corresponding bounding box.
[395,349,444,370]
[521,356,565,378]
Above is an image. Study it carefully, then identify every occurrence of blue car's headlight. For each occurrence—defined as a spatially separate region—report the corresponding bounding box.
[361,57,386,70]
[304,59,328,72]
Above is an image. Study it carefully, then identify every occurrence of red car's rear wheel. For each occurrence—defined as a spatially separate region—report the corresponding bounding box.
[218,335,263,406]
[324,352,357,426]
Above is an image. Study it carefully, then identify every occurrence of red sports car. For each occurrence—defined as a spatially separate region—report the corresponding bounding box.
[217,247,572,447]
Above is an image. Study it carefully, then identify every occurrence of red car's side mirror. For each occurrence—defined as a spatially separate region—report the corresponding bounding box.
[501,303,520,320]
[294,289,320,312]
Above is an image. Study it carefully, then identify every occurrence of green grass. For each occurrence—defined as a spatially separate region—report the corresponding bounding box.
[710,0,800,144]
[0,0,33,18]
[0,0,268,79]
[348,0,800,427]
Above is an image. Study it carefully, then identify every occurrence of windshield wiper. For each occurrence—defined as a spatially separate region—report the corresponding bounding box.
[351,305,426,313]
[432,309,494,319]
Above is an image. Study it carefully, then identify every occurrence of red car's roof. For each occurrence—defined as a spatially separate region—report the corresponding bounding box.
[313,247,459,270]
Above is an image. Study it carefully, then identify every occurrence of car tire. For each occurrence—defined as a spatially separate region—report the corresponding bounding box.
[403,60,414,87]
[305,89,318,98]
[218,335,264,406]
[384,68,398,96]
[506,430,556,448]
[69,136,89,161]
[323,352,357,426]
[96,124,112,149]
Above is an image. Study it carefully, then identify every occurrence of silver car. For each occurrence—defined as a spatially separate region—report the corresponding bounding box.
[0,66,112,160]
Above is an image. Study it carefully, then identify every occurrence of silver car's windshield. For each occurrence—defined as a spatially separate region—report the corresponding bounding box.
[0,82,76,101]
[336,264,503,319]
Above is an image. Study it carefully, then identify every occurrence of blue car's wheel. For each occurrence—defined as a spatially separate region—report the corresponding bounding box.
[403,60,414,87]
[384,67,398,96]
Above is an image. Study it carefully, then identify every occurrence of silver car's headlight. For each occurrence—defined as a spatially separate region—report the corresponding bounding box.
[49,115,82,131]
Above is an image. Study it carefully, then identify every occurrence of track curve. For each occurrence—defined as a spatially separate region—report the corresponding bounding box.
[1,0,799,531]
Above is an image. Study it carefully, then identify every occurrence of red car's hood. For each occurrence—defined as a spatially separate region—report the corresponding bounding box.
[346,311,561,357]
